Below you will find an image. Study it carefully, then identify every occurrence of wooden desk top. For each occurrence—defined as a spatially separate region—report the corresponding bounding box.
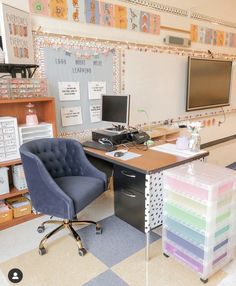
[84,145,209,175]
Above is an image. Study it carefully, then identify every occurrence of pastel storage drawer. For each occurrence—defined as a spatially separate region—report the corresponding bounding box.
[163,240,232,277]
[164,201,232,232]
[0,167,9,195]
[163,229,230,261]
[163,162,236,201]
[164,190,233,218]
[164,217,232,247]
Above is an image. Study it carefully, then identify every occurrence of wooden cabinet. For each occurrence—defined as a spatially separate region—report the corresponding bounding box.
[0,97,57,230]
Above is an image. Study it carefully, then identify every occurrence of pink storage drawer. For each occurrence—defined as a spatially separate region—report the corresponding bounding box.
[163,162,236,201]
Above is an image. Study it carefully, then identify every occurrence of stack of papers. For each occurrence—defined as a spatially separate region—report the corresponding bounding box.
[11,201,30,208]
[150,143,206,158]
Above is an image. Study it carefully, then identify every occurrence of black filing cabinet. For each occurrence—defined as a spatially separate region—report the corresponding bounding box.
[114,165,145,232]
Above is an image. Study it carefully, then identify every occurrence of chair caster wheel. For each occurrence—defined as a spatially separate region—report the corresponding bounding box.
[96,225,102,235]
[37,225,45,233]
[39,247,46,256]
[78,248,87,256]
[163,253,169,258]
[200,278,208,284]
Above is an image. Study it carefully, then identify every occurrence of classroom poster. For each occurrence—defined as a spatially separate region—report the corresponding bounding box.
[90,105,101,122]
[128,8,140,32]
[29,0,49,16]
[58,82,80,101]
[88,81,106,99]
[140,11,150,33]
[99,2,114,27]
[0,3,34,64]
[190,25,198,42]
[216,31,224,46]
[67,0,79,22]
[61,106,83,126]
[205,28,212,45]
[49,0,68,19]
[150,14,160,35]
[114,5,127,29]
[85,0,99,24]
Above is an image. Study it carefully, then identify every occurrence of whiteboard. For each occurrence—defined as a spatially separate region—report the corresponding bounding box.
[124,49,236,126]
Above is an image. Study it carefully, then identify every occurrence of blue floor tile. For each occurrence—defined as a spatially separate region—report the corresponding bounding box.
[78,215,160,267]
[83,270,129,286]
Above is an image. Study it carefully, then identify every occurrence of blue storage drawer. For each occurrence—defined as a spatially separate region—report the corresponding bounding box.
[165,229,229,260]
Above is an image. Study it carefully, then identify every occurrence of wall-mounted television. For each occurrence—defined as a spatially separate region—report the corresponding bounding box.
[186,57,232,111]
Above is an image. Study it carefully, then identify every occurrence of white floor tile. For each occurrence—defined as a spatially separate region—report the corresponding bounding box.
[0,190,114,263]
[0,269,9,286]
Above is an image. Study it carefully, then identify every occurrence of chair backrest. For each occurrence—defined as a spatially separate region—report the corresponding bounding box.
[20,138,86,179]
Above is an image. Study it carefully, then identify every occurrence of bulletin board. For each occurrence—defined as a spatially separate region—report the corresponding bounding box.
[34,34,120,135]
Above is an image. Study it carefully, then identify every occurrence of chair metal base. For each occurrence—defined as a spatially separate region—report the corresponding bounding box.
[37,219,102,256]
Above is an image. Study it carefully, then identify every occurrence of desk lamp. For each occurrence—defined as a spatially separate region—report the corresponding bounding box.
[137,109,154,146]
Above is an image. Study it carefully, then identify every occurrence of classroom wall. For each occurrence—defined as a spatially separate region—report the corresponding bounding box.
[2,0,236,162]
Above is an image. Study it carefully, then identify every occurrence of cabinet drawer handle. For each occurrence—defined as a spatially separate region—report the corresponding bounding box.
[121,190,136,198]
[121,170,136,178]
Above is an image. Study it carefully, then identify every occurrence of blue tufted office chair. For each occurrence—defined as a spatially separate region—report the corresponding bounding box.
[20,138,107,256]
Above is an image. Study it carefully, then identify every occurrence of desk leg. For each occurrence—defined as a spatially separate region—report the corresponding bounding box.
[145,231,150,261]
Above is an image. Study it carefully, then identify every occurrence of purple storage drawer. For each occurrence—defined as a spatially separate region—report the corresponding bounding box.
[164,241,228,276]
[164,241,203,273]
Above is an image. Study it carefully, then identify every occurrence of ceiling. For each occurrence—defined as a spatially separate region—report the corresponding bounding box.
[156,0,236,23]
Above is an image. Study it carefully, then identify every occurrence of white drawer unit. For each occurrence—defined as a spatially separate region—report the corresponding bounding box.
[163,162,236,283]
[18,122,53,145]
[0,117,20,162]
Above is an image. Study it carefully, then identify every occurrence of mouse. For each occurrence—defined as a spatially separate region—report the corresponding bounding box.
[114,151,125,158]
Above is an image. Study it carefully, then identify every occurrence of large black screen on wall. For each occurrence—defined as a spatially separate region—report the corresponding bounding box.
[186,57,232,111]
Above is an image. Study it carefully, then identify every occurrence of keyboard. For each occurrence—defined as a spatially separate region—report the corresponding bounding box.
[82,141,117,152]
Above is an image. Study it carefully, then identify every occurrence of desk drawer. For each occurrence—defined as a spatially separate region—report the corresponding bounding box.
[114,186,145,232]
[114,165,145,194]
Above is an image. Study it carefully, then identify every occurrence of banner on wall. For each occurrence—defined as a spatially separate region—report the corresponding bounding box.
[0,3,34,64]
[191,24,236,48]
[29,0,160,36]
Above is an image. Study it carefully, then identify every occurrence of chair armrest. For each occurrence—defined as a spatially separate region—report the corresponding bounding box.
[75,143,107,187]
[21,152,75,219]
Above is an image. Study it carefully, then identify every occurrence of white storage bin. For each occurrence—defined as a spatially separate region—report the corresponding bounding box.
[12,165,27,190]
[18,122,53,145]
[0,167,9,195]
[0,117,20,162]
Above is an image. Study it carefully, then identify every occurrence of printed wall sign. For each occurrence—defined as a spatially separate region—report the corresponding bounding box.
[0,3,34,64]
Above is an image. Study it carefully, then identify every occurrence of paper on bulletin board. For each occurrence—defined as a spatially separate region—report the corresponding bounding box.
[58,82,80,101]
[88,81,106,99]
[90,105,101,122]
[61,106,82,127]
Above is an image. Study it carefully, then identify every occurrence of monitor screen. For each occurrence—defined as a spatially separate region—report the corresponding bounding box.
[101,94,130,125]
[186,57,232,111]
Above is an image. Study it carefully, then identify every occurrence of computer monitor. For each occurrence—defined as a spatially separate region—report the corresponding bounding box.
[101,94,130,128]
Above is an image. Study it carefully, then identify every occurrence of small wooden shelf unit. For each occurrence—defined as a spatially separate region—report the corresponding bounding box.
[0,97,57,230]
